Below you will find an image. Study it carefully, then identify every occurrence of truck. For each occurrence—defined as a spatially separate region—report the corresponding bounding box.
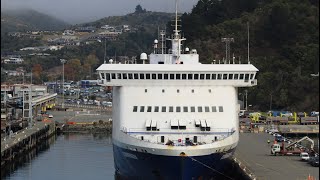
[271,136,315,156]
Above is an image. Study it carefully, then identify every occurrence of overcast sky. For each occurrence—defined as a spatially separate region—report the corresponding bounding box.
[1,0,198,24]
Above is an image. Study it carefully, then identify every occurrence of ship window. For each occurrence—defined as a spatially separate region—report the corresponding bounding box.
[176,74,181,80]
[229,74,233,79]
[234,74,239,79]
[133,106,138,112]
[176,106,181,112]
[239,74,244,80]
[244,74,249,82]
[209,89,211,93]
[223,74,228,79]
[170,74,174,80]
[106,73,110,81]
[140,73,145,79]
[123,73,127,79]
[158,74,162,79]
[146,73,151,79]
[169,106,174,112]
[161,106,166,112]
[162,89,165,93]
[117,73,122,79]
[154,106,159,112]
[205,106,210,112]
[200,74,205,80]
[183,106,188,112]
[152,73,157,79]
[147,106,152,112]
[161,136,165,143]
[145,89,147,93]
[188,74,193,79]
[111,73,116,79]
[212,74,216,80]
[191,89,194,93]
[198,106,203,112]
[219,106,224,112]
[164,74,168,79]
[212,106,217,112]
[178,120,186,129]
[191,106,195,112]
[101,73,105,79]
[217,74,222,80]
[140,106,145,112]
[177,89,180,93]
[182,74,187,79]
[250,74,254,79]
[128,73,133,79]
[134,73,139,79]
[194,74,199,80]
[206,74,210,79]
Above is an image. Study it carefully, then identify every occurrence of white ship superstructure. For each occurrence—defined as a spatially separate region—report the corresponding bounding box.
[96,2,258,179]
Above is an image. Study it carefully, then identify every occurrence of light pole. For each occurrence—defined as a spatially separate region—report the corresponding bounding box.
[60,59,67,108]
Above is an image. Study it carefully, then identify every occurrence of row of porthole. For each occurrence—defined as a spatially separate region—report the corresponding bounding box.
[133,105,224,113]
[144,89,212,93]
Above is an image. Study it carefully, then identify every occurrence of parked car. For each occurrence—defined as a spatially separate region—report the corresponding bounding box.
[48,114,53,118]
[300,152,310,161]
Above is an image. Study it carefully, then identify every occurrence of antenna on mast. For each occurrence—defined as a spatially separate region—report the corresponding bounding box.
[103,39,106,63]
[247,22,250,64]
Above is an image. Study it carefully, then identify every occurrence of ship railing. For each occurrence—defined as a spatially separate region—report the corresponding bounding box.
[122,127,235,135]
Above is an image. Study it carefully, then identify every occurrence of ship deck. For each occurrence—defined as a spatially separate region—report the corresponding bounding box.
[235,133,319,180]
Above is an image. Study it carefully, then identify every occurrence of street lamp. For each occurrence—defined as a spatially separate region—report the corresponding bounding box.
[60,59,67,108]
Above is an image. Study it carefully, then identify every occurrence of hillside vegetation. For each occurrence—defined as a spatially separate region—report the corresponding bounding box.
[181,0,319,111]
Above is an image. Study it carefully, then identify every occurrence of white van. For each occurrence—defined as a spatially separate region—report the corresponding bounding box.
[300,152,310,161]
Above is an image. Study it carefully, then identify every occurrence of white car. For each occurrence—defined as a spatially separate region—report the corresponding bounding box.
[48,114,53,118]
[300,152,310,161]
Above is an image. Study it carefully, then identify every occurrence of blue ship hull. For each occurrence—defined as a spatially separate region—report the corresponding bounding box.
[113,145,236,180]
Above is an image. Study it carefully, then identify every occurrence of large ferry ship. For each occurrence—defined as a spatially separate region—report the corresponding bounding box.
[96,2,258,179]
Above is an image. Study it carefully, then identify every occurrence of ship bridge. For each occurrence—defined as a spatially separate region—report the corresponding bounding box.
[96,64,258,87]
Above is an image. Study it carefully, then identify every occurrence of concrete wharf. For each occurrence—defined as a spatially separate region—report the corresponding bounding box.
[234,132,319,180]
[1,121,56,167]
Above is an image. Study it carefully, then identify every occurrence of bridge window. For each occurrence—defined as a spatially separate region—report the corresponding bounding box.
[164,74,168,79]
[152,74,157,79]
[123,73,127,79]
[183,106,188,112]
[223,74,228,79]
[212,74,216,80]
[250,74,254,80]
[245,74,249,82]
[140,106,145,112]
[170,74,174,80]
[194,74,199,80]
[239,74,244,80]
[182,74,187,79]
[106,73,110,81]
[111,73,116,79]
[154,106,159,112]
[191,106,195,112]
[200,74,205,80]
[128,73,133,79]
[198,106,203,112]
[146,73,151,79]
[176,106,181,112]
[206,74,210,80]
[134,73,139,79]
[219,106,224,112]
[140,73,145,79]
[117,73,122,79]
[147,106,152,112]
[169,106,174,112]
[188,74,193,79]
[176,74,181,80]
[217,74,222,80]
[158,74,162,79]
[101,73,105,79]
[212,106,217,112]
[228,74,233,79]
[162,106,166,112]
[205,106,210,112]
[234,74,239,80]
[133,106,138,112]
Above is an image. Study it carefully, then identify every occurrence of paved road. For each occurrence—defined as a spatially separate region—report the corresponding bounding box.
[235,133,319,180]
